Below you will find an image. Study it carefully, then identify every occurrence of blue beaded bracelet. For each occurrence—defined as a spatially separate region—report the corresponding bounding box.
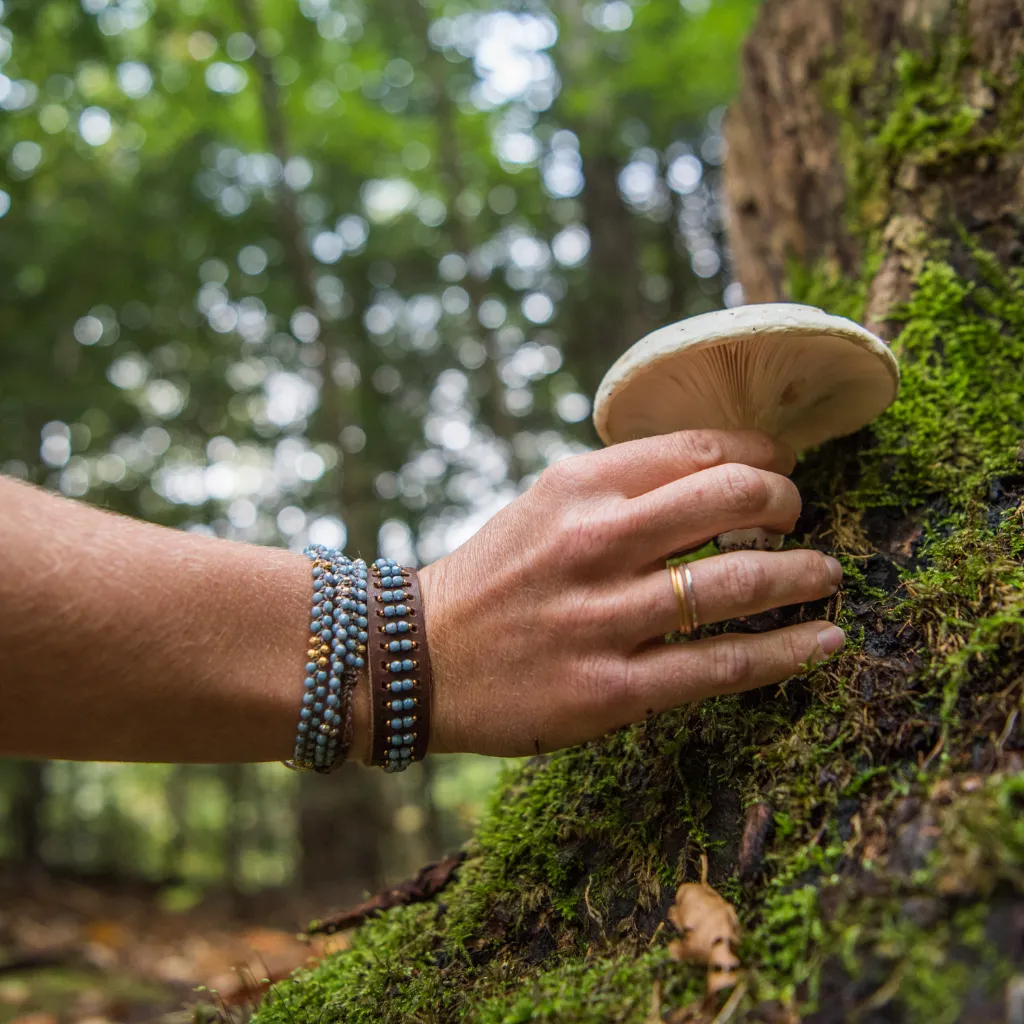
[368,558,432,772]
[286,546,368,773]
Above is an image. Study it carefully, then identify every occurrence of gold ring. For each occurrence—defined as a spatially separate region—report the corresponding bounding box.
[669,563,696,635]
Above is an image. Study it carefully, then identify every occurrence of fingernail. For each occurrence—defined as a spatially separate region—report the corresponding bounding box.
[824,556,843,587]
[816,626,846,656]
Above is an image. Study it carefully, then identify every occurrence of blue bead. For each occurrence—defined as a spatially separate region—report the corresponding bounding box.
[297,722,309,733]
[312,566,324,578]
[385,622,397,634]
[389,641,400,652]
[320,629,332,642]
[345,653,356,665]
[391,699,404,711]
[395,605,408,616]
[304,662,317,674]
[375,558,388,568]
[390,681,402,692]
[402,679,414,691]
[300,708,312,720]
[324,709,335,723]
[344,639,355,651]
[302,692,315,706]
[402,659,414,671]
[399,748,412,759]
[382,591,393,602]
[389,660,403,672]
[357,616,368,628]
[391,718,403,729]
[391,735,403,746]
[322,601,333,612]
[354,657,365,668]
[384,606,396,618]
[316,735,327,746]
[358,631,368,642]
[323,587,335,598]
[403,716,414,728]
[316,670,328,683]
[401,639,413,651]
[392,589,406,601]
[397,622,409,633]
[313,579,324,590]
[304,676,316,690]
[403,698,415,710]
[347,624,359,636]
[313,701,323,713]
[337,613,351,627]
[309,622,320,634]
[315,687,326,699]
[327,694,340,707]
[388,750,400,761]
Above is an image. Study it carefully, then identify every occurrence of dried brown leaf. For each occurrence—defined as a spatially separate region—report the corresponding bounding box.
[666,856,742,997]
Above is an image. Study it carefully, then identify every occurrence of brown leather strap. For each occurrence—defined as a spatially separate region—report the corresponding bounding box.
[368,565,432,770]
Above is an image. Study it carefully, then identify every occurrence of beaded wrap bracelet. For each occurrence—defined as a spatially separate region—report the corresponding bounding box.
[368,558,433,772]
[286,546,368,773]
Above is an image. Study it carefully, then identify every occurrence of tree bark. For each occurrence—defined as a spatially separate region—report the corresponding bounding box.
[254,2,1024,1021]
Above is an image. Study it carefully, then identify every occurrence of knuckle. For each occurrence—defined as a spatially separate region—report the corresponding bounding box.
[538,454,597,496]
[554,500,624,562]
[708,642,754,690]
[718,463,769,514]
[675,430,723,470]
[722,555,769,606]
[575,652,629,712]
[784,631,811,671]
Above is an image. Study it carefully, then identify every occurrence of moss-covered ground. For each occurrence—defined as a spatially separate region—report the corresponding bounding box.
[250,5,1024,1021]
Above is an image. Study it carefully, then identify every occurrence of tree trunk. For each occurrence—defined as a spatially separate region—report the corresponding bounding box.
[255,2,1024,1021]
[8,760,45,869]
[298,762,387,905]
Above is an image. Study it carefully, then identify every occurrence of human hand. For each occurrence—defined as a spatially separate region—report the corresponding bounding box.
[417,430,845,758]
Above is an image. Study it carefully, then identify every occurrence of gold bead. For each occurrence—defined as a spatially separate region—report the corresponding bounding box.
[319,644,330,655]
[317,657,329,668]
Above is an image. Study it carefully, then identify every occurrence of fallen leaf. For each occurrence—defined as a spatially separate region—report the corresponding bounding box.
[666,855,742,997]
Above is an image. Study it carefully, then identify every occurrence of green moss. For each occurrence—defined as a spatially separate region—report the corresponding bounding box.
[252,4,1024,1022]
[851,257,1024,508]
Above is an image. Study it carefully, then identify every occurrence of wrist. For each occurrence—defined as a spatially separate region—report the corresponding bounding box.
[418,558,454,755]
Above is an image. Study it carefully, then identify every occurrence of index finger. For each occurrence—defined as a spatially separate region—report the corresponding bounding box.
[588,430,796,498]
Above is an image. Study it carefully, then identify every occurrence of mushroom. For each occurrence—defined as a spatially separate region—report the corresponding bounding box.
[593,303,899,551]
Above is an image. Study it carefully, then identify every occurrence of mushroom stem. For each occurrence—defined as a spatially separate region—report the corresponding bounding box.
[716,528,785,552]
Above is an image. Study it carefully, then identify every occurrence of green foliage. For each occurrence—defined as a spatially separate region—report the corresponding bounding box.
[0,0,756,887]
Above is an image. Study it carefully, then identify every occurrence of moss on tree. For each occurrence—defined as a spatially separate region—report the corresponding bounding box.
[250,2,1024,1020]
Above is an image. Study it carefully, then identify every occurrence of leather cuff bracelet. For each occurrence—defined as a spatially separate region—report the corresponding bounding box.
[368,559,432,772]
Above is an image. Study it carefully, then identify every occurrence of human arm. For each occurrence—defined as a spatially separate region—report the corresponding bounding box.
[0,429,845,764]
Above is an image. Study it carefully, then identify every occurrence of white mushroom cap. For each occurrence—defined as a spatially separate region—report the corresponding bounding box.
[593,303,900,452]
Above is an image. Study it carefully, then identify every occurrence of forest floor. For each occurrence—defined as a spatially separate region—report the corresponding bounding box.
[0,870,347,1024]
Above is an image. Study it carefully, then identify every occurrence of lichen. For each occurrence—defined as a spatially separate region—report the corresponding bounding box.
[250,3,1024,1021]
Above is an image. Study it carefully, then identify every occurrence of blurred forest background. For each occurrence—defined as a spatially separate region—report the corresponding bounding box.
[0,0,756,1016]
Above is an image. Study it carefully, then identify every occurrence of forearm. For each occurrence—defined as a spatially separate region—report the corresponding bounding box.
[0,476,368,763]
